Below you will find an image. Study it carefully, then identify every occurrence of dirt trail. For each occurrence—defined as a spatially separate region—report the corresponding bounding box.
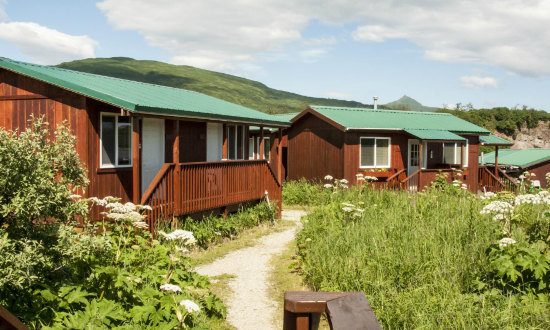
[194,209,306,330]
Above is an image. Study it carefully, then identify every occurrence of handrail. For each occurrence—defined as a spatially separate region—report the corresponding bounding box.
[141,163,173,205]
[387,169,406,182]
[401,169,421,184]
[497,167,519,192]
[0,305,30,330]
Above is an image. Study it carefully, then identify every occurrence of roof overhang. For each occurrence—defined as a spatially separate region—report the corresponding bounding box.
[480,134,513,146]
[404,129,467,142]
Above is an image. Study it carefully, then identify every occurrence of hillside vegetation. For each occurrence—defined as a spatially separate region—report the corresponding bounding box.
[56,57,370,114]
[439,107,550,138]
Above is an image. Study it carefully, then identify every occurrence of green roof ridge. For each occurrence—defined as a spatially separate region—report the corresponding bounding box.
[309,105,454,116]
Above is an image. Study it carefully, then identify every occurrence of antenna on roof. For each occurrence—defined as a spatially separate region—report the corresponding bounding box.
[373,96,379,110]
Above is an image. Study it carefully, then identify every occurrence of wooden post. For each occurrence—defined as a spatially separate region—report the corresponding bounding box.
[259,126,265,160]
[132,117,141,204]
[277,128,283,183]
[418,140,423,188]
[494,146,499,176]
[173,120,181,217]
[254,133,258,159]
[460,143,465,168]
[222,123,228,160]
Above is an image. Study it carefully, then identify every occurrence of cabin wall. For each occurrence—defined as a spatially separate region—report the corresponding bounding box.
[343,132,408,184]
[0,68,134,203]
[465,135,480,191]
[287,113,345,182]
[526,160,550,188]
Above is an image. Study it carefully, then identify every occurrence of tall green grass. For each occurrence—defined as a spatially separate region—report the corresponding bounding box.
[296,187,550,328]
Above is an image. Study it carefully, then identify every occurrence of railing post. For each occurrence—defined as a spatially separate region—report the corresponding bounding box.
[173,120,181,217]
[132,116,141,205]
[259,126,265,160]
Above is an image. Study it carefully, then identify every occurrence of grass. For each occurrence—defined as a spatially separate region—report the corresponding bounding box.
[295,185,550,329]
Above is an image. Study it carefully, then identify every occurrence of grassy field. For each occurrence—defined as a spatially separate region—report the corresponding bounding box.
[288,181,550,328]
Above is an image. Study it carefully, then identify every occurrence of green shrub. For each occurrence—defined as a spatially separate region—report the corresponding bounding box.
[296,185,550,328]
[283,179,331,206]
[179,201,276,249]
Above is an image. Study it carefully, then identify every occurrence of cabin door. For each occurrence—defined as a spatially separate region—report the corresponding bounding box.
[141,118,165,194]
[407,139,427,175]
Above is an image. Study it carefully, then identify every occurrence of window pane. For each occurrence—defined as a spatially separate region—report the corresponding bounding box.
[360,138,374,167]
[376,139,389,166]
[101,116,116,166]
[118,117,131,165]
[228,126,236,160]
[237,126,243,159]
[248,138,254,159]
[264,138,270,161]
[410,143,419,167]
[443,143,455,164]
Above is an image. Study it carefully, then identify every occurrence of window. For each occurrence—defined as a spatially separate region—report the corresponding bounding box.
[360,137,390,168]
[263,137,271,162]
[227,125,244,160]
[100,113,132,168]
[442,142,468,166]
[248,138,255,159]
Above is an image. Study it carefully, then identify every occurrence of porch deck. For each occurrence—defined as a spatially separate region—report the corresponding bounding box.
[140,160,281,231]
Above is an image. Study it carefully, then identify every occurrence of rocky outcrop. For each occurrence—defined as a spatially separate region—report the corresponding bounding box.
[492,121,550,149]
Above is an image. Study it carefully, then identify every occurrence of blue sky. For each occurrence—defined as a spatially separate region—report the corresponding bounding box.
[1,0,549,110]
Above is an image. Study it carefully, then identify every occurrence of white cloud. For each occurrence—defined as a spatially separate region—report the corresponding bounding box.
[97,0,550,76]
[460,75,499,88]
[326,91,353,99]
[299,49,327,63]
[0,22,97,64]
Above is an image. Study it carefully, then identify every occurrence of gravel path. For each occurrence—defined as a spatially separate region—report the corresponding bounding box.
[194,209,307,330]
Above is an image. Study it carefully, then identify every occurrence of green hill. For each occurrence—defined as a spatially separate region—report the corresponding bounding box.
[56,57,371,114]
[384,95,437,112]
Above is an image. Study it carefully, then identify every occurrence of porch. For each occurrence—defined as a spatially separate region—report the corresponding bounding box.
[129,116,286,228]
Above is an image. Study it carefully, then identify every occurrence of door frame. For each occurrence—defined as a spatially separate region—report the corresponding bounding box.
[141,118,165,194]
[407,139,427,175]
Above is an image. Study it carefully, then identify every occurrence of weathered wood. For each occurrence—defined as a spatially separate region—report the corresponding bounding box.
[222,123,228,160]
[0,305,30,330]
[326,292,382,330]
[277,128,283,184]
[283,291,381,330]
[173,120,181,215]
[494,146,499,176]
[259,126,264,160]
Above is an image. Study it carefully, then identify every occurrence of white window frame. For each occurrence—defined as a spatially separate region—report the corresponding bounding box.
[442,142,468,167]
[359,137,391,169]
[100,113,133,168]
[227,124,245,160]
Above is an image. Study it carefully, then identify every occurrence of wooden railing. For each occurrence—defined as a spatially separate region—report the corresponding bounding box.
[497,167,519,193]
[478,166,505,192]
[0,305,29,330]
[141,160,281,230]
[386,169,406,189]
[401,170,420,192]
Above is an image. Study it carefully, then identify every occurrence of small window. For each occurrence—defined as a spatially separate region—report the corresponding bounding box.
[227,125,244,160]
[101,113,133,168]
[248,138,255,159]
[360,137,390,168]
[442,142,468,166]
[263,137,271,162]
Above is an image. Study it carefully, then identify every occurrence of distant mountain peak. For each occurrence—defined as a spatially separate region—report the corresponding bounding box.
[383,95,436,112]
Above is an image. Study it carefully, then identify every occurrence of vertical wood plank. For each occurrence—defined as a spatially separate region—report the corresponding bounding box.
[132,117,141,204]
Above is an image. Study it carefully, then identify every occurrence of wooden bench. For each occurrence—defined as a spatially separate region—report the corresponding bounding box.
[283,291,382,330]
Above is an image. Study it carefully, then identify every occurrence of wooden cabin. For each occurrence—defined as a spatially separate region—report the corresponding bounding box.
[286,106,490,192]
[0,58,290,228]
[481,147,550,189]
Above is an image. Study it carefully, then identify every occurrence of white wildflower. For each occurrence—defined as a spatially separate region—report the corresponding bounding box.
[159,230,197,245]
[461,184,467,190]
[70,194,81,199]
[480,201,513,215]
[89,197,108,206]
[364,176,378,181]
[453,183,460,187]
[355,208,365,213]
[160,283,182,293]
[356,177,366,182]
[341,184,349,189]
[519,175,526,180]
[324,175,333,181]
[342,207,354,212]
[356,173,364,177]
[140,205,153,211]
[340,179,349,184]
[499,237,516,248]
[352,212,362,217]
[492,214,506,221]
[132,221,148,229]
[479,192,497,200]
[342,202,356,207]
[324,184,333,189]
[180,300,201,313]
[530,172,536,177]
[515,194,542,205]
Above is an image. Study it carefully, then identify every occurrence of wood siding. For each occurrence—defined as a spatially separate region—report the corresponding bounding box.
[526,160,550,188]
[287,113,345,181]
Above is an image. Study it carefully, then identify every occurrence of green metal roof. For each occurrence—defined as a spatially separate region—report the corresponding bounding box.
[0,58,290,127]
[249,113,298,131]
[481,149,550,168]
[480,134,513,146]
[308,105,489,134]
[404,129,466,141]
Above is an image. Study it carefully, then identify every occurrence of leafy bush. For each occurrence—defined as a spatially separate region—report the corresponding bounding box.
[283,178,331,206]
[0,119,226,329]
[295,184,550,328]
[179,201,276,249]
